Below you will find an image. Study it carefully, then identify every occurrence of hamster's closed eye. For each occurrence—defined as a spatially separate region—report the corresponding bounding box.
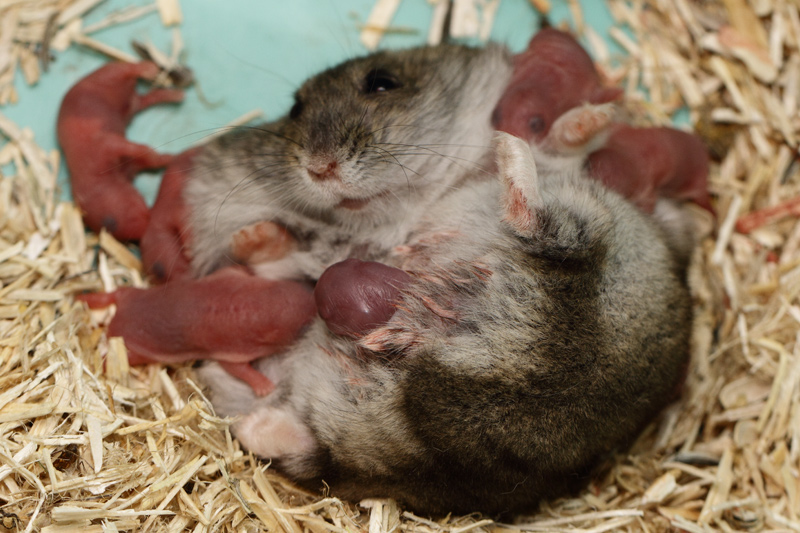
[528,115,545,133]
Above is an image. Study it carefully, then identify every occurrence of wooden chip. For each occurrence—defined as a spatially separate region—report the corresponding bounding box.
[528,0,551,15]
[99,229,142,272]
[360,0,402,50]
[450,0,480,39]
[156,0,182,26]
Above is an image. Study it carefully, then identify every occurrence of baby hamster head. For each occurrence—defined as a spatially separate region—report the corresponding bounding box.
[277,43,512,225]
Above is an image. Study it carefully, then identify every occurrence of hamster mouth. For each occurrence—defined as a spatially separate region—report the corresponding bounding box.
[336,191,390,211]
[337,197,372,210]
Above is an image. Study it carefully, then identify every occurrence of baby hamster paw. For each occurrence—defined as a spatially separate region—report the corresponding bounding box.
[543,102,615,155]
[230,221,296,265]
[232,406,316,458]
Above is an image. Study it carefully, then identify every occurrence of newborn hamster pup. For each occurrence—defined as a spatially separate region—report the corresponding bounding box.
[199,133,694,516]
[184,43,513,280]
[58,61,184,241]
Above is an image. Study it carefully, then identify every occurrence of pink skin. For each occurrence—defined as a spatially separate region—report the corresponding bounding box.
[492,28,622,143]
[79,267,316,396]
[140,148,199,282]
[57,61,184,241]
[230,221,297,265]
[587,125,712,213]
[736,195,800,234]
[141,158,298,284]
[315,259,412,339]
[493,28,711,214]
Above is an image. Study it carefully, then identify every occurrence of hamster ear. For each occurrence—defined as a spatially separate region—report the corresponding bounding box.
[492,132,543,236]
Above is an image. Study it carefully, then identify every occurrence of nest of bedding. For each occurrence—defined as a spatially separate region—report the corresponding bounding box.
[1,0,799,531]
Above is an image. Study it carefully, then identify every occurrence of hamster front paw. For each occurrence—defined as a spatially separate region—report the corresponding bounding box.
[230,221,296,265]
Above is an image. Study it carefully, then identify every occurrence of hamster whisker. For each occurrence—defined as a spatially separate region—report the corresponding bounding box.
[373,141,491,176]
[362,146,421,179]
[236,125,305,150]
[195,154,297,177]
[354,106,371,141]
[218,161,301,209]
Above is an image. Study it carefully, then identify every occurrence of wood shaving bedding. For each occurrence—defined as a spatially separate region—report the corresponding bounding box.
[2,0,800,531]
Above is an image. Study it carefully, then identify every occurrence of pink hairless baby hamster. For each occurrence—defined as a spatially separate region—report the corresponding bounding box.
[533,107,713,214]
[139,148,200,282]
[491,28,622,143]
[587,124,713,213]
[57,61,184,241]
[492,28,712,214]
[79,266,316,396]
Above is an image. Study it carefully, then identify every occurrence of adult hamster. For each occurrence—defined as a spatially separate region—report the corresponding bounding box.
[198,133,694,516]
[184,43,513,280]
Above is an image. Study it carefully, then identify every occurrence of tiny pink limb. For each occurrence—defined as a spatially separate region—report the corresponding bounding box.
[114,140,175,170]
[218,361,275,397]
[542,103,614,155]
[76,291,118,309]
[736,195,800,234]
[141,149,198,282]
[133,88,185,112]
[57,61,184,241]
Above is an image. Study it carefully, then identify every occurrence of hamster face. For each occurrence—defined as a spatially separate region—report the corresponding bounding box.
[276,44,512,218]
[283,63,428,214]
[185,44,513,276]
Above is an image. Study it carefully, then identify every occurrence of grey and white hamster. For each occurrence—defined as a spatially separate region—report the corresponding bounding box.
[193,44,695,511]
[185,43,513,280]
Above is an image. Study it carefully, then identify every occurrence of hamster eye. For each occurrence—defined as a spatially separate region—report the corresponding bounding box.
[363,68,402,93]
[528,115,546,133]
[289,98,304,119]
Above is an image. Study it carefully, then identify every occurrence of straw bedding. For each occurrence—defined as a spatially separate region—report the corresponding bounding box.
[0,0,798,531]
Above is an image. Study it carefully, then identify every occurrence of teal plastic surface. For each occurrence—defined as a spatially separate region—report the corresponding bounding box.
[1,0,621,203]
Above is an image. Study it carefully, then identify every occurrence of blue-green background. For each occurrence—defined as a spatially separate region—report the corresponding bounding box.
[1,0,622,202]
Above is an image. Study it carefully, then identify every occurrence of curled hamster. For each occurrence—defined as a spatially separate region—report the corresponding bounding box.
[587,124,713,213]
[490,29,712,215]
[198,133,694,516]
[57,61,184,241]
[184,43,513,280]
[79,266,315,396]
[490,28,622,144]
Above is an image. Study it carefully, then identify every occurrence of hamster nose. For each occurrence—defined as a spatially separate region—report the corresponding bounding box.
[307,160,340,182]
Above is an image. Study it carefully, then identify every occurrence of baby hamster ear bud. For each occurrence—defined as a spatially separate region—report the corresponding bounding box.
[493,132,543,236]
